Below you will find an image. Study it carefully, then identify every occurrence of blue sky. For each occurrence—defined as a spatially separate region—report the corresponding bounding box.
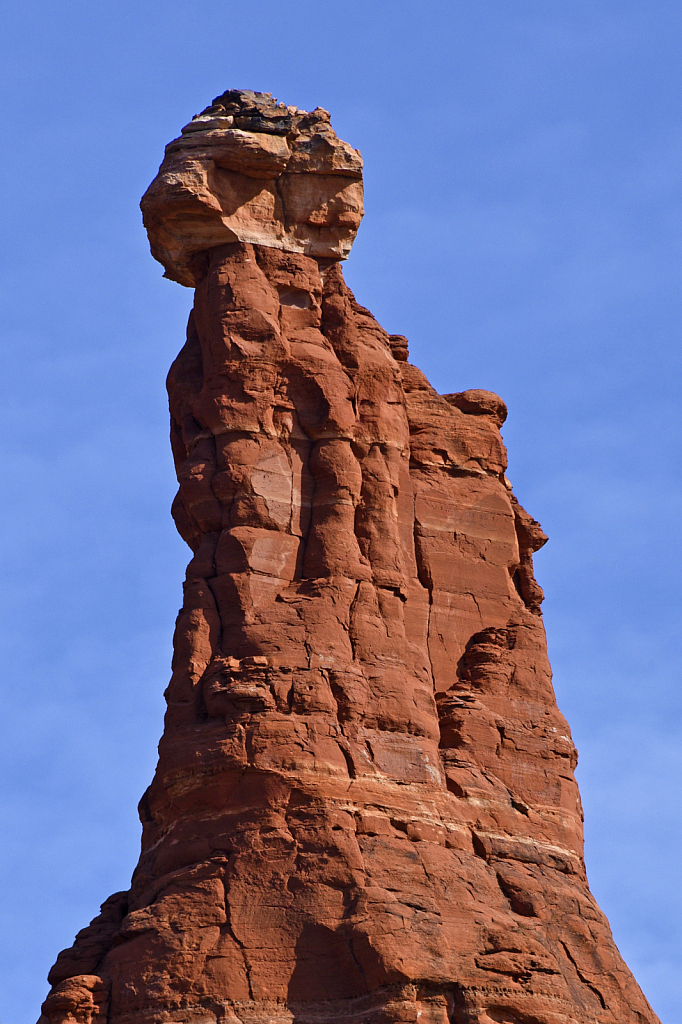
[1,1,681,1021]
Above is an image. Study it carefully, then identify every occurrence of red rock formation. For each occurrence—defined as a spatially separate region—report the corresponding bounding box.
[39,91,659,1024]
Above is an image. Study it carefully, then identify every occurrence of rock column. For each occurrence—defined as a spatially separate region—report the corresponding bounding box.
[39,90,659,1024]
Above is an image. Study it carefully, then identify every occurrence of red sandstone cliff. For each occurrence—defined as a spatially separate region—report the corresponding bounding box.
[39,90,659,1024]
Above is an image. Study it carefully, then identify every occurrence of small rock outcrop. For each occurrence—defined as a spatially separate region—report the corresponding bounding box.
[39,90,659,1024]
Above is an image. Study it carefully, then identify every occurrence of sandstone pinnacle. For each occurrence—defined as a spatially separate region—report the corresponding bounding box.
[39,90,659,1024]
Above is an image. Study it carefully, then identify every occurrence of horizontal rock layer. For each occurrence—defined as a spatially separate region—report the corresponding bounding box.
[40,93,658,1024]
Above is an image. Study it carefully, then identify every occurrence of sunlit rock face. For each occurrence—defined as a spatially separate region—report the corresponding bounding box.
[141,89,364,286]
[39,91,660,1024]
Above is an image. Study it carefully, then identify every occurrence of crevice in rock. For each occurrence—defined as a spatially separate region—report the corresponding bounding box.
[412,510,435,695]
[337,741,357,779]
[223,895,254,1001]
[559,941,606,1010]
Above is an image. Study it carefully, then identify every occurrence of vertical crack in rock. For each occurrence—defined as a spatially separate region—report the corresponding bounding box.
[38,89,660,1024]
[413,494,436,693]
[223,887,255,1003]
[560,941,607,1011]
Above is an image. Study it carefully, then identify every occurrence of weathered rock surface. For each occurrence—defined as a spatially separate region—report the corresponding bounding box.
[141,89,364,287]
[40,92,659,1024]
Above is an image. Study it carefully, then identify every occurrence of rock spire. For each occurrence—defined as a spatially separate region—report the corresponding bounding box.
[39,90,659,1024]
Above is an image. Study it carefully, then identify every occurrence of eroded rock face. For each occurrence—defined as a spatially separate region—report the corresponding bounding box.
[141,89,364,286]
[40,92,659,1024]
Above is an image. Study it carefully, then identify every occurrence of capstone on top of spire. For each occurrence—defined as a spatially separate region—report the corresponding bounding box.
[141,88,364,286]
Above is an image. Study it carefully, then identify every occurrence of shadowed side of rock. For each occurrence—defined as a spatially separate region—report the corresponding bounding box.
[38,92,659,1024]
